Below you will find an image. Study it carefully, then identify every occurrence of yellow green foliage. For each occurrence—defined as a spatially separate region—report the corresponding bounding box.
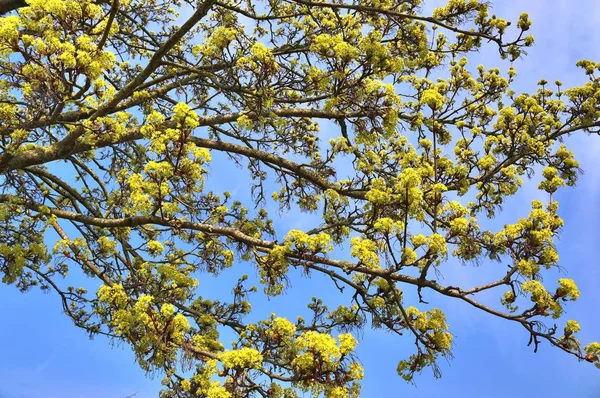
[0,0,598,395]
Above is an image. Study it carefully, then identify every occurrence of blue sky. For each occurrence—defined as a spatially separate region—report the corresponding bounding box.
[1,0,600,397]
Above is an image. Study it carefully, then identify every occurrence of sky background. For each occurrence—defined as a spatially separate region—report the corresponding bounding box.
[1,0,600,397]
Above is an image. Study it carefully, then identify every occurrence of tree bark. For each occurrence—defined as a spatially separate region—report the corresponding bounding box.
[0,0,26,15]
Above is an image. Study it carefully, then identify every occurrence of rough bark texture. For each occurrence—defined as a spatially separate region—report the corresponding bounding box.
[0,0,26,15]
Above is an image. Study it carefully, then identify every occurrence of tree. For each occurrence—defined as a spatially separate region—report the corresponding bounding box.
[0,0,599,396]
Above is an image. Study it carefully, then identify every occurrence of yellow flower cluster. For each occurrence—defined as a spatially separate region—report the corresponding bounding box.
[521,278,579,319]
[219,347,264,370]
[350,237,381,269]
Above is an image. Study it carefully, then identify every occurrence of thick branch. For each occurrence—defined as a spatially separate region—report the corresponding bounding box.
[0,0,25,14]
[52,0,217,154]
[0,108,375,172]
